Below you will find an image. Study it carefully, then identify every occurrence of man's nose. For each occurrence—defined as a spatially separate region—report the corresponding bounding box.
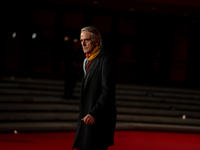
[82,40,86,46]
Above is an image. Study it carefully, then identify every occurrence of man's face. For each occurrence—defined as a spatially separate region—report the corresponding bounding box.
[80,31,98,54]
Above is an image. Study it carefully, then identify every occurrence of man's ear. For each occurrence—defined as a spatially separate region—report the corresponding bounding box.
[96,37,100,45]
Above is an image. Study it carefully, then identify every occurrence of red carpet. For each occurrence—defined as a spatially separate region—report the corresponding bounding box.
[1,131,200,150]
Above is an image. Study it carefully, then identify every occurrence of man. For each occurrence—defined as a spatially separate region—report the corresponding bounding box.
[72,26,116,150]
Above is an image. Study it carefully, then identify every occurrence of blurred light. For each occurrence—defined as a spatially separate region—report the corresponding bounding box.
[183,13,188,17]
[64,36,70,41]
[14,130,18,134]
[11,76,15,80]
[151,7,156,10]
[12,32,17,38]
[93,1,98,4]
[182,115,186,120]
[73,39,79,43]
[32,33,37,39]
[129,8,134,12]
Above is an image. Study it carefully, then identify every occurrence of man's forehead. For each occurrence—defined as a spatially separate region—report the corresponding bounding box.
[80,31,91,39]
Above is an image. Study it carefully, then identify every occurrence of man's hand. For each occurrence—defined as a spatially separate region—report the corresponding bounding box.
[82,114,96,125]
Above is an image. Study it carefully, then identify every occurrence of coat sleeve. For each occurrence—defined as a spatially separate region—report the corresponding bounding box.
[89,54,116,120]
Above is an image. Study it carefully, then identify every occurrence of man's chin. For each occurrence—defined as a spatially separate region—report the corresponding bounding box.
[83,50,87,53]
[83,49,91,54]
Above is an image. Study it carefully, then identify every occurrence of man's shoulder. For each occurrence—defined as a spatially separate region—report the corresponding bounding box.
[99,50,112,59]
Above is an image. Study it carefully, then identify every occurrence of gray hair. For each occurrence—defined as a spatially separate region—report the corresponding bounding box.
[81,26,103,47]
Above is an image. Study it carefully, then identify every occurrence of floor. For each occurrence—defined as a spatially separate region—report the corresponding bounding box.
[1,131,200,150]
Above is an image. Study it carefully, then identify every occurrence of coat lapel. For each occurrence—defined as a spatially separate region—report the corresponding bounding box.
[83,50,104,90]
[84,57,99,89]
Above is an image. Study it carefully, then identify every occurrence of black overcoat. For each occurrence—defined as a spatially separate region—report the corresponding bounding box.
[72,50,116,150]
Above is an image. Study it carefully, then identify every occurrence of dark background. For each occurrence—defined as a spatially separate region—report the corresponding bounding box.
[2,0,200,88]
